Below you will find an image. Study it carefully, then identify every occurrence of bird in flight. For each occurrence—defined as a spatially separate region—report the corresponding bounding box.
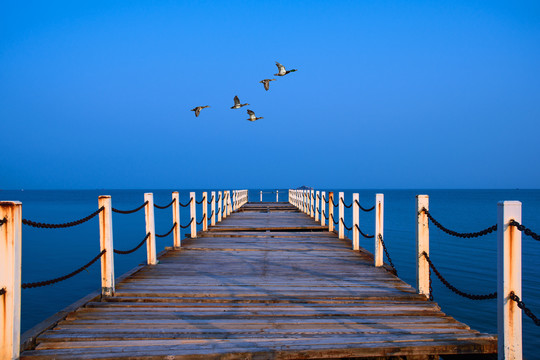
[259,79,276,91]
[230,96,249,109]
[274,61,297,76]
[246,109,263,122]
[191,105,210,117]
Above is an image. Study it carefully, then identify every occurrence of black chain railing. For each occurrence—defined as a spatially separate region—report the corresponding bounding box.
[154,199,175,210]
[340,217,352,231]
[422,251,497,300]
[196,213,207,225]
[378,234,397,275]
[0,288,6,296]
[112,201,148,214]
[195,198,204,205]
[331,198,339,207]
[207,195,214,204]
[510,220,540,241]
[216,194,222,203]
[208,210,214,220]
[22,207,104,229]
[509,291,540,326]
[114,233,150,255]
[179,198,192,207]
[180,218,194,229]
[355,200,375,212]
[22,250,106,288]
[330,213,339,225]
[323,195,329,204]
[0,217,7,226]
[422,208,497,238]
[340,198,352,208]
[323,211,329,220]
[156,223,176,238]
[354,224,374,238]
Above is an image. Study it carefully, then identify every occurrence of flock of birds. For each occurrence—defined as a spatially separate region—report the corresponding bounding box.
[190,61,297,122]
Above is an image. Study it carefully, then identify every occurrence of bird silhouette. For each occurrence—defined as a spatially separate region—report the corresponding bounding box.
[259,79,276,91]
[274,62,297,76]
[191,106,210,117]
[230,96,249,109]
[246,109,263,122]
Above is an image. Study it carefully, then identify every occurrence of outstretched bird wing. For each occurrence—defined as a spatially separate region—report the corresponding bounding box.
[233,96,240,105]
[275,62,285,74]
[247,109,255,116]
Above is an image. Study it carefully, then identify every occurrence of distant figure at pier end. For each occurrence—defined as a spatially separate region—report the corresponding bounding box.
[274,61,297,76]
[191,105,210,117]
[259,78,275,91]
[246,109,263,122]
[230,96,249,109]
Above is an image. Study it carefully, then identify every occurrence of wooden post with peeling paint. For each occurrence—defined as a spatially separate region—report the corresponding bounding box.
[0,201,22,360]
[172,192,181,248]
[352,193,359,251]
[375,194,384,267]
[228,191,232,216]
[211,191,216,226]
[339,192,344,239]
[315,191,320,222]
[328,192,335,233]
[276,190,279,203]
[190,192,197,238]
[321,191,326,227]
[498,201,522,360]
[218,191,223,222]
[416,195,429,297]
[98,196,115,296]
[260,191,263,202]
[310,190,315,218]
[202,192,208,231]
[144,193,157,265]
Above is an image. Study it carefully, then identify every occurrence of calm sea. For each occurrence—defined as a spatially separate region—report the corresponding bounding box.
[1,189,539,357]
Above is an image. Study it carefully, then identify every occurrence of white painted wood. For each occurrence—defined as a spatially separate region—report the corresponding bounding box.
[98,196,115,296]
[338,192,344,239]
[144,193,157,265]
[375,194,384,267]
[190,192,197,239]
[416,195,429,297]
[210,191,216,226]
[228,191,232,215]
[217,191,222,222]
[310,190,315,218]
[328,192,334,232]
[276,190,279,203]
[320,191,326,227]
[172,192,181,248]
[202,192,208,231]
[352,193,359,251]
[260,191,263,202]
[0,201,22,360]
[498,201,522,360]
[315,191,320,222]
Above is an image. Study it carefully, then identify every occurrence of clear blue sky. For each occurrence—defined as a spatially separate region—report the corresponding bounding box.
[2,0,539,189]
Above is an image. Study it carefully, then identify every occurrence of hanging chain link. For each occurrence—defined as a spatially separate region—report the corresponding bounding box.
[330,213,339,225]
[354,224,374,239]
[154,198,176,209]
[378,234,397,275]
[180,218,194,229]
[422,208,497,238]
[196,213,207,225]
[0,288,6,296]
[354,200,375,212]
[509,291,540,326]
[207,195,215,204]
[340,198,352,208]
[156,223,176,238]
[0,217,7,226]
[510,220,540,241]
[340,217,352,231]
[113,201,148,214]
[179,198,193,207]
[22,207,104,229]
[114,233,150,254]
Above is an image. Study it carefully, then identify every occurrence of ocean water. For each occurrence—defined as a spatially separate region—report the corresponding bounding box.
[1,189,539,357]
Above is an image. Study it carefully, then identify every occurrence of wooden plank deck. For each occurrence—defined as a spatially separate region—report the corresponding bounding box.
[21,202,497,359]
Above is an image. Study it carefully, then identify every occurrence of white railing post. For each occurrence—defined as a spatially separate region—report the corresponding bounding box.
[218,191,223,222]
[190,192,197,238]
[0,201,22,360]
[304,190,308,214]
[223,192,228,219]
[338,192,344,239]
[276,190,279,203]
[352,193,359,251]
[321,191,326,227]
[310,190,315,218]
[172,192,181,248]
[228,191,232,216]
[202,192,208,231]
[98,196,115,296]
[328,192,334,232]
[260,191,263,202]
[416,195,429,297]
[144,193,157,265]
[375,194,384,267]
[211,191,216,226]
[315,191,320,222]
[498,201,522,360]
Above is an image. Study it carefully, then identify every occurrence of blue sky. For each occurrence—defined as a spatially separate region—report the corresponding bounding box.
[1,0,539,189]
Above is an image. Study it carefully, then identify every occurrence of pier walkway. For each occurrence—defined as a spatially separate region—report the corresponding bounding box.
[20,202,497,359]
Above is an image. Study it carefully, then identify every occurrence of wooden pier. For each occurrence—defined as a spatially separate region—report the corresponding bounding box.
[19,202,497,359]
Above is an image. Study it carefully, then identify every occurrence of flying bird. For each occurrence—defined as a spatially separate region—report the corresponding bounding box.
[274,61,297,76]
[191,105,210,117]
[246,109,263,122]
[259,79,276,91]
[230,96,249,109]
